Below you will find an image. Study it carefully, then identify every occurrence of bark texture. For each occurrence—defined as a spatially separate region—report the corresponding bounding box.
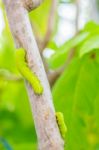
[3,0,64,149]
[22,0,43,11]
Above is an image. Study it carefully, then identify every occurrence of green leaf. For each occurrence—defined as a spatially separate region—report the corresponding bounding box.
[48,32,89,69]
[79,35,99,57]
[83,21,99,33]
[52,58,82,149]
[71,59,99,149]
[53,54,99,149]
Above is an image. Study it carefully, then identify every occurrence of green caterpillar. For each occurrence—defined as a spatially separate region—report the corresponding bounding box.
[56,112,67,140]
[15,48,43,95]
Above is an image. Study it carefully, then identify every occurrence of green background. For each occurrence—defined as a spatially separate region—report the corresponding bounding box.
[0,0,99,149]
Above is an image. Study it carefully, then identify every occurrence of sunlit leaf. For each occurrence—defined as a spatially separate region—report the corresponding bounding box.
[79,35,99,57]
[48,32,89,69]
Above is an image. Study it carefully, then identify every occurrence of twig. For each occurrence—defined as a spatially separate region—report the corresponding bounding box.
[48,48,76,87]
[0,69,22,82]
[31,0,57,51]
[40,0,57,51]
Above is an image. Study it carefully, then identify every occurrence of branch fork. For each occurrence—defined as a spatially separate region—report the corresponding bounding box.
[22,0,43,11]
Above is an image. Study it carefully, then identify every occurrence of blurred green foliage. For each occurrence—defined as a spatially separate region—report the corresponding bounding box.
[51,21,99,150]
[0,0,99,150]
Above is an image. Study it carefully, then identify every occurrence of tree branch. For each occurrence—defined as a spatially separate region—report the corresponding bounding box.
[31,0,57,51]
[48,48,76,87]
[3,0,64,149]
[0,69,22,82]
[40,0,57,51]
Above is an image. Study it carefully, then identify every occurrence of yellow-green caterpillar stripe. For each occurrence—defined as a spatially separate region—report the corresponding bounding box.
[15,48,43,95]
[56,112,67,140]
